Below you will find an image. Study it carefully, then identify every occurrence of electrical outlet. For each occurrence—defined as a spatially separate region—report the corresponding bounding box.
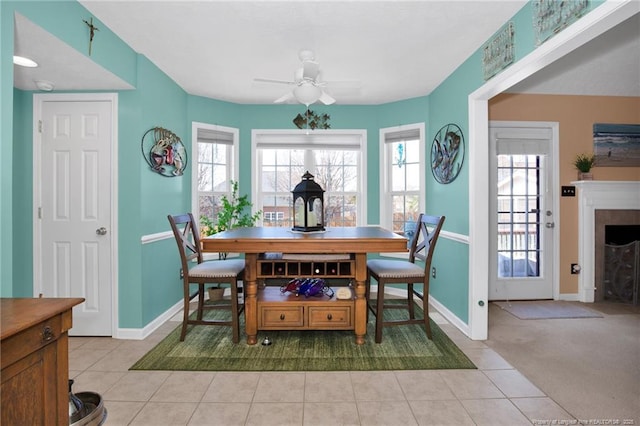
[431,267,436,279]
[180,268,184,279]
[571,264,580,274]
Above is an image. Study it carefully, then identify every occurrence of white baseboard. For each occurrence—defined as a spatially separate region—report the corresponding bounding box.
[557,293,579,301]
[114,299,183,340]
[374,285,471,337]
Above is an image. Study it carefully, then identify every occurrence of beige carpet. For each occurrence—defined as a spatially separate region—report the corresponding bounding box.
[494,300,603,320]
[486,301,640,421]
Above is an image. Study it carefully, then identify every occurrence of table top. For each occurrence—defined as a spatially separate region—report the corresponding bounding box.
[202,226,408,254]
[1,298,85,340]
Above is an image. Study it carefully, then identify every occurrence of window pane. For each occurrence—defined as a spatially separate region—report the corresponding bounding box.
[262,168,276,191]
[263,150,275,165]
[405,164,419,191]
[198,164,212,191]
[212,143,227,163]
[262,195,293,227]
[391,165,405,191]
[198,142,212,162]
[212,165,227,190]
[405,139,419,159]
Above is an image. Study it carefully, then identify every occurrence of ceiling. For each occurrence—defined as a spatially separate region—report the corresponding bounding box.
[13,1,640,104]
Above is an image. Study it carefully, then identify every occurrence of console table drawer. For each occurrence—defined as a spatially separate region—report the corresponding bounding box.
[259,306,304,329]
[308,306,352,329]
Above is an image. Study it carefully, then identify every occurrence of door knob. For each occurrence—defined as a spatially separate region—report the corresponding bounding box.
[96,227,107,235]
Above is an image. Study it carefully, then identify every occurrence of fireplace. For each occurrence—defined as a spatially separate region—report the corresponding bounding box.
[574,181,640,302]
[600,219,640,304]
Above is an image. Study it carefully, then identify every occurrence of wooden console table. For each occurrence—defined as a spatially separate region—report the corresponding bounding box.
[1,297,84,425]
[202,226,407,345]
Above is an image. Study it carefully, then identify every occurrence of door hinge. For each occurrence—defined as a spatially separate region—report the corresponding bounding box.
[38,120,42,133]
[38,207,42,219]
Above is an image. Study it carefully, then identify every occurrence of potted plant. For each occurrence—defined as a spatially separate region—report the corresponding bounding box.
[200,180,261,300]
[574,153,596,180]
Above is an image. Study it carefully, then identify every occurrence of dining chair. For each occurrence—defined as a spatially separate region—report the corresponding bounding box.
[366,213,445,343]
[168,213,245,343]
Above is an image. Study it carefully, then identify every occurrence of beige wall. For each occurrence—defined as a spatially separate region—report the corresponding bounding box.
[488,94,640,295]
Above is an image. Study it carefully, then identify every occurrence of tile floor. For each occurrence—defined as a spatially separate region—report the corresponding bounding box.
[69,312,572,425]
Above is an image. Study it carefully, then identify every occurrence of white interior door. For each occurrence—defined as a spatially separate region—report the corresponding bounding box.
[489,121,557,301]
[36,95,115,336]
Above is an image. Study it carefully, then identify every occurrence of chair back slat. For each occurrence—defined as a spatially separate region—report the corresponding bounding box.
[408,214,445,272]
[168,213,204,270]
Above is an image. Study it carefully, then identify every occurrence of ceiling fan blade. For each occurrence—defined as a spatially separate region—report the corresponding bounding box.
[274,91,295,104]
[318,91,336,105]
[254,78,295,85]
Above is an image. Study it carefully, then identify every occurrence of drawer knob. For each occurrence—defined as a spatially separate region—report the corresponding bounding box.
[327,313,333,320]
[280,314,285,320]
[42,325,55,342]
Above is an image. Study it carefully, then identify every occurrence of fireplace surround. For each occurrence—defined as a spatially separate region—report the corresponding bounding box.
[574,181,640,302]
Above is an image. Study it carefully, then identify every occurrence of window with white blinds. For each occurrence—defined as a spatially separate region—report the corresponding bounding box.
[192,122,238,231]
[380,123,425,239]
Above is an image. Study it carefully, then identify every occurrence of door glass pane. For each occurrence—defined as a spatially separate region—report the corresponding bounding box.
[497,154,541,278]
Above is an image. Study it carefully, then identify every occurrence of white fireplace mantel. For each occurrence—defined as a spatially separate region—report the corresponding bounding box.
[573,181,640,302]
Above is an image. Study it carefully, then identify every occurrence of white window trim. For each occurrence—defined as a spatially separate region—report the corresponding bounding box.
[251,129,367,226]
[379,123,425,257]
[191,121,239,224]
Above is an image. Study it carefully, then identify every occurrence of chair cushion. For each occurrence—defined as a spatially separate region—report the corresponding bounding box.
[367,259,424,279]
[189,259,245,278]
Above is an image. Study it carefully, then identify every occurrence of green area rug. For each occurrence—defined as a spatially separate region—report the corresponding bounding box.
[130,302,476,371]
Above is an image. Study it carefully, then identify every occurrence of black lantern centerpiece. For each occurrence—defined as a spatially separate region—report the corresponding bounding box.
[292,171,325,232]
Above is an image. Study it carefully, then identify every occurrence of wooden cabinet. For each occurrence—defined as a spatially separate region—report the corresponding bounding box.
[1,297,84,426]
[258,287,353,330]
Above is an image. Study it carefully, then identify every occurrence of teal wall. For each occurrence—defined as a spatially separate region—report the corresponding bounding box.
[2,0,608,332]
[12,89,33,297]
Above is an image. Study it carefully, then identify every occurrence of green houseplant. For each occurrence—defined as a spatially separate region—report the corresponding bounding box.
[573,153,596,180]
[200,180,261,255]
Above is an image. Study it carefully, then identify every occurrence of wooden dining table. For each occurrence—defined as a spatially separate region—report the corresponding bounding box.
[202,226,408,345]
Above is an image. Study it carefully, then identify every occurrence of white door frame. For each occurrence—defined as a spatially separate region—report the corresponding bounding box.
[33,92,119,336]
[467,1,638,340]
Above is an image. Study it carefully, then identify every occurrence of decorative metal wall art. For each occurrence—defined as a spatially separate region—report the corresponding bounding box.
[430,123,465,184]
[141,127,187,177]
[482,21,515,81]
[293,109,330,130]
[534,0,589,46]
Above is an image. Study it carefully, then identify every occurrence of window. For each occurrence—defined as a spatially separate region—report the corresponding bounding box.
[252,130,366,228]
[380,124,425,239]
[192,122,238,229]
[264,211,285,221]
[496,154,541,277]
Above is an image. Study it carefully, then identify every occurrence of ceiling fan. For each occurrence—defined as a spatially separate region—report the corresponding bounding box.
[254,50,338,106]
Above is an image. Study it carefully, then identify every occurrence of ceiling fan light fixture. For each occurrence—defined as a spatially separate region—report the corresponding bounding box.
[13,55,38,67]
[294,83,322,106]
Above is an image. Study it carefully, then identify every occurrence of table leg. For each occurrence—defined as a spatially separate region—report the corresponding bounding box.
[354,252,367,345]
[244,253,258,345]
